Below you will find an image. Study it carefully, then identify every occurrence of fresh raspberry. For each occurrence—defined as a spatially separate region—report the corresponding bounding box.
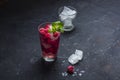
[39,28,44,32]
[40,30,45,35]
[39,28,45,34]
[45,24,50,29]
[48,48,56,53]
[67,65,74,74]
[49,40,56,45]
[45,33,51,39]
[44,28,49,33]
[53,32,60,37]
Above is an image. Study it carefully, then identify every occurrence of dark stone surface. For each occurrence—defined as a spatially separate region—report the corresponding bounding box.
[0,0,120,80]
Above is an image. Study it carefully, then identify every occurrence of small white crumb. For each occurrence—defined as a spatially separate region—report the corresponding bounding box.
[80,70,85,73]
[79,73,82,76]
[62,72,68,77]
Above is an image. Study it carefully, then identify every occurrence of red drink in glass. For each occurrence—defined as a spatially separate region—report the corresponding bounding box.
[38,23,60,62]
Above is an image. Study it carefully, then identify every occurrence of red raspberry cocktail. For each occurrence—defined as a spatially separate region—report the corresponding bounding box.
[38,21,63,62]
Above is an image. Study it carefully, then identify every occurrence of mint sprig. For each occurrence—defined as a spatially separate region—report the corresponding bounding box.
[48,21,64,33]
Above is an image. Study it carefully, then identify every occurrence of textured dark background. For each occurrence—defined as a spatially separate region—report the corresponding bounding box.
[0,0,120,80]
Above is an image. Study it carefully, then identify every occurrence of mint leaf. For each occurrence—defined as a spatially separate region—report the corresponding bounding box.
[49,21,64,33]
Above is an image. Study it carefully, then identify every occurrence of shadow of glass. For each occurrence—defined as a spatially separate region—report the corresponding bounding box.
[32,58,56,74]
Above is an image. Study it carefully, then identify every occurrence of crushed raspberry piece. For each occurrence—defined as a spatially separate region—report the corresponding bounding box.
[48,48,56,53]
[44,28,49,33]
[49,40,56,45]
[45,24,50,29]
[67,65,74,74]
[39,28,46,35]
[45,33,51,38]
[39,28,44,32]
[40,30,45,35]
[53,32,60,37]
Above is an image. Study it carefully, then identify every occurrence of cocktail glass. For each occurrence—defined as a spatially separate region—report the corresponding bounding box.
[38,22,60,62]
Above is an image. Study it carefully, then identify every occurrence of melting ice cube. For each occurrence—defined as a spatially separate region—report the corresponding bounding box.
[75,49,83,60]
[68,49,83,65]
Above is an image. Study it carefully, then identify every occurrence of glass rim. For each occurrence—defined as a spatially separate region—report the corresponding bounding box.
[58,6,77,16]
[38,22,51,31]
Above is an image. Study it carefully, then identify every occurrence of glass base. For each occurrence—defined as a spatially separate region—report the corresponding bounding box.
[63,26,74,31]
[42,57,56,62]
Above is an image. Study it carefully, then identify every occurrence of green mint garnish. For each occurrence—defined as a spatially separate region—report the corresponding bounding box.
[48,21,64,33]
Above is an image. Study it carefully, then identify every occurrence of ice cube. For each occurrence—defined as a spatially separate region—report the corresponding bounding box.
[61,6,70,15]
[68,49,83,65]
[61,6,76,16]
[68,54,80,65]
[59,6,77,21]
[64,19,73,27]
[75,49,83,60]
[59,14,68,21]
[42,43,51,49]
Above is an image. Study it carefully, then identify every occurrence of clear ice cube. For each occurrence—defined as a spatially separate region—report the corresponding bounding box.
[68,49,83,65]
[61,6,76,15]
[75,49,83,60]
[64,19,73,27]
[68,54,80,65]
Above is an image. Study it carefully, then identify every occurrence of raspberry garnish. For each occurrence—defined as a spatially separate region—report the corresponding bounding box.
[44,28,49,33]
[45,33,51,38]
[67,65,74,74]
[45,24,50,29]
[39,28,44,31]
[53,32,59,37]
[40,30,45,35]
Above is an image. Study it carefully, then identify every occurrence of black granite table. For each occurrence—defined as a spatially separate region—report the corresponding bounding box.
[0,0,120,80]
